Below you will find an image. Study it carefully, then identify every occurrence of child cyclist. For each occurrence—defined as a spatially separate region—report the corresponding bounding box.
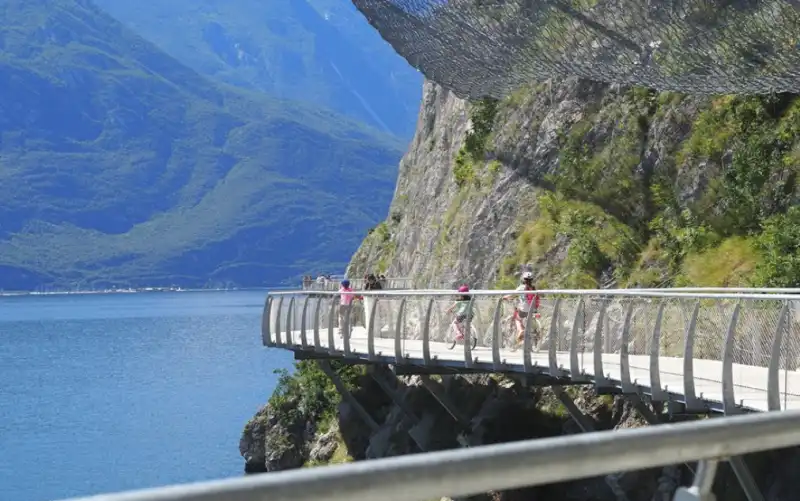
[445,285,473,341]
[503,271,540,343]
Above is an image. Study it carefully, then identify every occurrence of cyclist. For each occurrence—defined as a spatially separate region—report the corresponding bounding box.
[446,285,473,342]
[338,279,362,338]
[503,272,540,343]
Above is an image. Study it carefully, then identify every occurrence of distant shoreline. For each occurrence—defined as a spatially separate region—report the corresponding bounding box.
[0,287,273,297]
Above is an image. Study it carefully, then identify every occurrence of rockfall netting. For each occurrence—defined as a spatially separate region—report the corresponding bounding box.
[351,0,800,98]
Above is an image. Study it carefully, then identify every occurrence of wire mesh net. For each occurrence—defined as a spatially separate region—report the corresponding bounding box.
[352,0,800,98]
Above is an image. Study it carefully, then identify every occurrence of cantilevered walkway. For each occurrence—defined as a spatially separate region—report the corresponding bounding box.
[263,288,800,414]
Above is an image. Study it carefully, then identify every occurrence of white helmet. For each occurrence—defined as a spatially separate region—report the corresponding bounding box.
[521,271,533,280]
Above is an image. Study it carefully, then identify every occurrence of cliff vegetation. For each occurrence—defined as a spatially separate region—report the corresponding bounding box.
[349,79,800,290]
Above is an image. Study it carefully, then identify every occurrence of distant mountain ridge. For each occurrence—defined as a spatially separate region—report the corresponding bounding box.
[0,0,404,290]
[92,0,423,138]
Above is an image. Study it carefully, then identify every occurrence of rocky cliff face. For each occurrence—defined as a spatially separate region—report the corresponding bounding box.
[349,79,800,289]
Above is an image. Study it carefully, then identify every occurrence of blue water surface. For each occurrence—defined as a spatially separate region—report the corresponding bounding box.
[0,290,293,501]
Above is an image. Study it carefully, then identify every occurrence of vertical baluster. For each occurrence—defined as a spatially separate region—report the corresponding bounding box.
[464,295,476,368]
[620,301,635,393]
[682,301,702,411]
[313,296,323,350]
[394,299,407,364]
[299,295,311,348]
[275,297,284,346]
[722,303,742,414]
[327,297,337,355]
[368,297,380,361]
[593,300,608,389]
[569,299,585,381]
[650,302,667,401]
[768,302,789,410]
[492,297,504,370]
[423,298,435,365]
[262,296,273,347]
[548,298,562,377]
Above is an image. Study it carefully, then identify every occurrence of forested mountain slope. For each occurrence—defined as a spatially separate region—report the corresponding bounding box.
[0,0,404,290]
[93,0,422,138]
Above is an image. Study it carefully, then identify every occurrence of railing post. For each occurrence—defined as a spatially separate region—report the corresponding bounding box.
[548,298,562,377]
[423,298,434,365]
[313,296,323,350]
[569,299,586,381]
[674,459,719,501]
[368,297,380,361]
[620,301,635,393]
[275,296,284,346]
[722,303,742,414]
[492,297,504,370]
[394,299,407,364]
[593,300,608,389]
[344,300,353,355]
[464,296,476,368]
[768,302,789,411]
[285,296,295,346]
[262,295,273,347]
[650,302,667,401]
[523,299,535,372]
[682,301,703,411]
[328,297,337,355]
[300,295,311,348]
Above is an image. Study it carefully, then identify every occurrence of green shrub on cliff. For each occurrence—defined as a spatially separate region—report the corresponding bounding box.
[270,361,364,432]
[497,88,800,289]
[752,207,800,286]
[498,192,638,288]
[452,98,499,187]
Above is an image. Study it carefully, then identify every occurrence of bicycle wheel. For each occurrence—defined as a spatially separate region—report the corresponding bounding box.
[506,317,519,351]
[447,321,458,350]
[530,317,543,352]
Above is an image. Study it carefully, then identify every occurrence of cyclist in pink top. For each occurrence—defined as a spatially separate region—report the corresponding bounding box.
[338,279,361,338]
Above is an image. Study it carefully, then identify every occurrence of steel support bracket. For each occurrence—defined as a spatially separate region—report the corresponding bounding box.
[419,375,471,429]
[368,366,427,451]
[629,393,661,424]
[317,361,379,432]
[728,456,765,501]
[552,385,595,433]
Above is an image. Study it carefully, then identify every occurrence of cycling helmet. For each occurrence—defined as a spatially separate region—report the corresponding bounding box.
[341,279,350,287]
[521,271,534,281]
[457,285,470,293]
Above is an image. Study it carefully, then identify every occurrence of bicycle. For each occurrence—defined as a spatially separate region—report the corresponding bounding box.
[447,316,479,350]
[501,300,543,352]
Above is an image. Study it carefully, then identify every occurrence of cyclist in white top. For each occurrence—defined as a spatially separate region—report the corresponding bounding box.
[503,271,540,342]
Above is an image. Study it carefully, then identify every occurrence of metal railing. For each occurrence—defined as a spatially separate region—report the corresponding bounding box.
[263,289,800,412]
[301,277,415,291]
[60,408,800,501]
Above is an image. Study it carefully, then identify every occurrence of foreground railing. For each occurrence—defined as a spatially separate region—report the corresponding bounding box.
[262,289,800,412]
[61,408,800,501]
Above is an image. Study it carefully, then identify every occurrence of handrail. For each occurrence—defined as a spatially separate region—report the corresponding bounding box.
[58,408,800,501]
[269,288,800,301]
[300,277,415,291]
[636,287,800,294]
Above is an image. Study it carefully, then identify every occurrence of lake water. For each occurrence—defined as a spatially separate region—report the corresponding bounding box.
[0,290,293,501]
